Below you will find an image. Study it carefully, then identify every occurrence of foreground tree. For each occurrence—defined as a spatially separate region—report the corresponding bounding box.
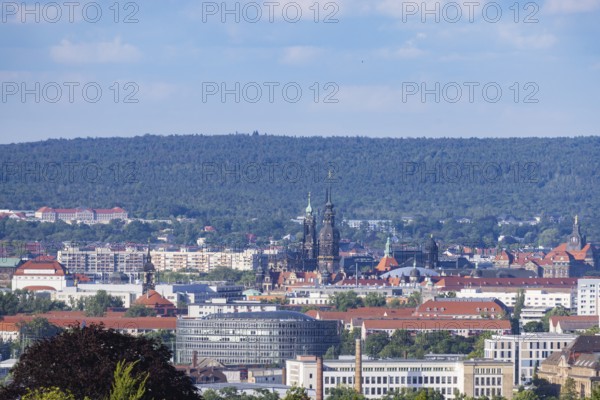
[0,324,201,400]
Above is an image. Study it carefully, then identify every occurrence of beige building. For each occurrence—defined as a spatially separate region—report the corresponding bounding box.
[538,336,600,398]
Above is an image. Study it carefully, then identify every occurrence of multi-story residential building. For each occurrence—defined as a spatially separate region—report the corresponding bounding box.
[150,248,260,272]
[176,311,340,367]
[484,333,576,386]
[286,354,513,400]
[57,246,145,276]
[456,288,576,310]
[577,278,600,315]
[188,298,278,318]
[35,207,128,223]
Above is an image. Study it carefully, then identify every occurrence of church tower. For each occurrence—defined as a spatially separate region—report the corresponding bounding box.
[567,215,586,251]
[424,234,439,269]
[318,188,340,282]
[142,247,156,294]
[302,193,318,263]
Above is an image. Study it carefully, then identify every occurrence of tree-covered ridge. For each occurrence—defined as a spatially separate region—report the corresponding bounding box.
[1,134,599,229]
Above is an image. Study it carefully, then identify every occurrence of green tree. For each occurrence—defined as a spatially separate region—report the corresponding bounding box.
[283,386,310,400]
[0,324,201,400]
[542,306,570,332]
[323,345,338,360]
[406,291,422,307]
[364,332,390,359]
[17,317,62,354]
[364,293,386,307]
[21,387,77,400]
[109,360,148,400]
[513,389,540,400]
[560,378,577,400]
[325,386,365,400]
[523,321,544,333]
[124,304,157,317]
[83,290,124,317]
[467,331,493,359]
[330,291,363,312]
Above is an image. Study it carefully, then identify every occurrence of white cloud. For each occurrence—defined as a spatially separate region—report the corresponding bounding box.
[280,46,324,65]
[376,34,426,59]
[545,0,600,14]
[50,37,141,64]
[498,27,556,50]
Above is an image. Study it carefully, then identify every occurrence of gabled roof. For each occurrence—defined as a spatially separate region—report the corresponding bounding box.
[375,256,399,272]
[135,290,175,307]
[415,299,507,317]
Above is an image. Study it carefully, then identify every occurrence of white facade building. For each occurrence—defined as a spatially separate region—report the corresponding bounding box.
[484,333,576,385]
[11,257,73,291]
[188,298,278,318]
[456,288,575,310]
[577,278,600,315]
[286,355,513,400]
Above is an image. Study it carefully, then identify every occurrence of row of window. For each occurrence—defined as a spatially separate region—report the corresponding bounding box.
[325,375,460,385]
[474,376,502,386]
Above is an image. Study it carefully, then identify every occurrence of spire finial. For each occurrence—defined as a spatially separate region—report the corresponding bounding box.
[575,215,579,225]
[385,237,392,257]
[306,192,313,214]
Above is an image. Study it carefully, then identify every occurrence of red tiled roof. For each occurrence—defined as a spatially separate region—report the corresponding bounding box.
[547,243,594,262]
[549,315,597,328]
[14,256,67,276]
[415,299,506,317]
[363,318,511,331]
[135,290,175,307]
[306,307,415,324]
[1,313,176,330]
[375,256,399,272]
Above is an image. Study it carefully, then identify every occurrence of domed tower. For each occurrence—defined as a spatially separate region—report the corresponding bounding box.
[302,193,318,265]
[409,256,421,283]
[424,235,439,269]
[142,247,156,294]
[318,188,340,282]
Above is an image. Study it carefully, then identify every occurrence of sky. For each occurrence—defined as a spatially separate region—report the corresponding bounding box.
[0,0,599,143]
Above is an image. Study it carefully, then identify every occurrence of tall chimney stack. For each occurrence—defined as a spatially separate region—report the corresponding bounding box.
[282,366,286,386]
[192,351,198,369]
[316,356,324,400]
[355,339,362,394]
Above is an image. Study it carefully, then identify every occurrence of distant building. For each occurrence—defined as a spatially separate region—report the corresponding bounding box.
[538,336,600,397]
[188,298,278,318]
[11,256,73,291]
[176,311,340,367]
[577,277,600,315]
[484,333,576,385]
[286,354,513,399]
[361,318,511,339]
[0,257,22,288]
[541,216,598,277]
[548,315,598,334]
[414,298,509,319]
[35,206,127,223]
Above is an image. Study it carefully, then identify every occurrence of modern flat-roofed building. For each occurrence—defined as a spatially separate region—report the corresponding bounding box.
[286,355,513,399]
[577,278,600,315]
[484,333,576,385]
[176,311,340,367]
[188,298,278,318]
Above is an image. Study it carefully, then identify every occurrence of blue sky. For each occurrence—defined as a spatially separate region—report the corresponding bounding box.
[0,0,599,143]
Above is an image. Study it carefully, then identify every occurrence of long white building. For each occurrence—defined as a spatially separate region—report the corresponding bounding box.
[456,287,576,310]
[484,333,576,385]
[286,355,513,400]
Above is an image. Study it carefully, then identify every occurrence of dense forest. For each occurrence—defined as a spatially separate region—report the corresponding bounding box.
[1,134,599,246]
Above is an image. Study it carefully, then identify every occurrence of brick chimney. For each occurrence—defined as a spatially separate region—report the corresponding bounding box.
[282,366,286,386]
[355,339,362,394]
[192,351,198,369]
[316,356,324,400]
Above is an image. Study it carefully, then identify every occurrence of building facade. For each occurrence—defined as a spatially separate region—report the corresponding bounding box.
[176,311,340,367]
[35,207,128,223]
[286,355,513,400]
[484,333,576,385]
